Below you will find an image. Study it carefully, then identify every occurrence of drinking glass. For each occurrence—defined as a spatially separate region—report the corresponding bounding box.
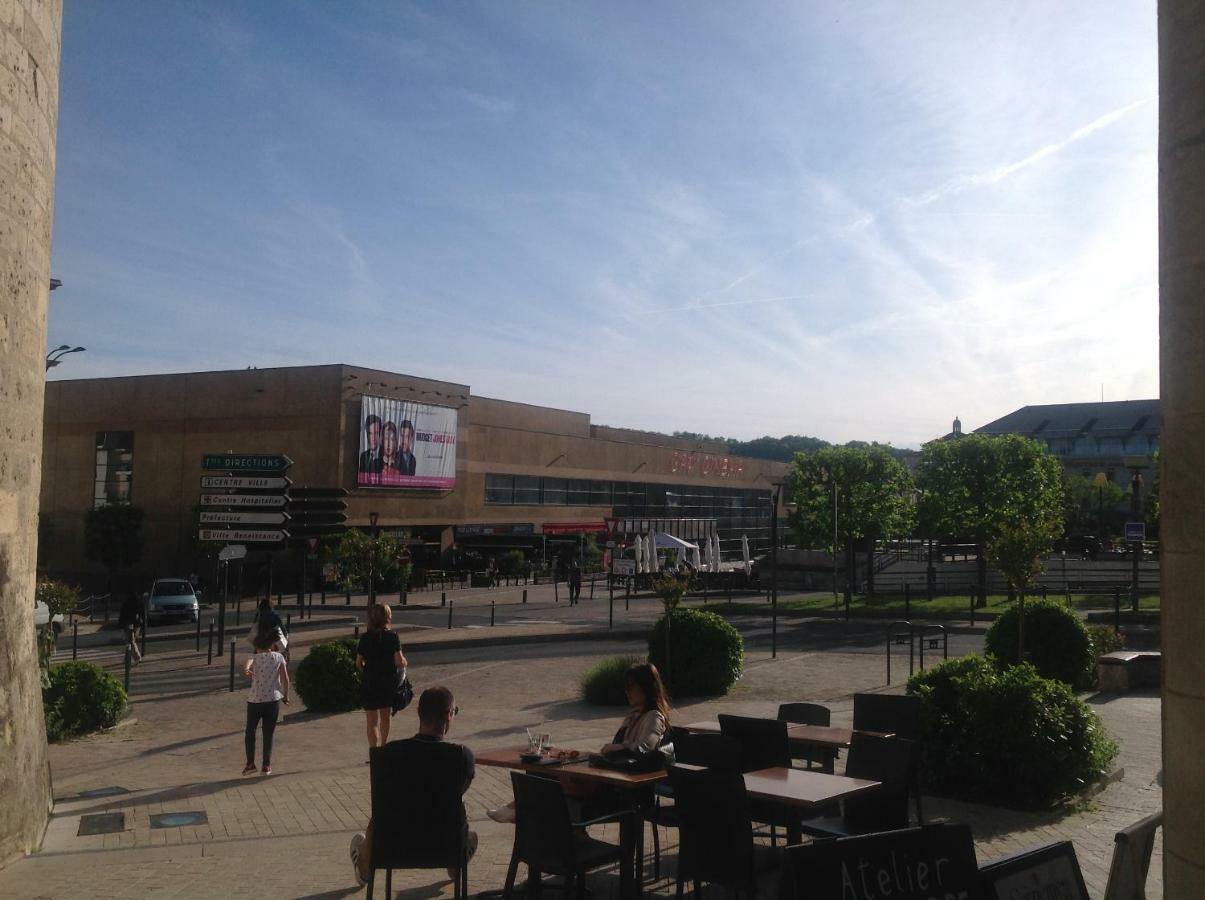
[526,728,540,754]
[539,732,552,755]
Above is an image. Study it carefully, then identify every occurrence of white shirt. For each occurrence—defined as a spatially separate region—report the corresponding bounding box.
[247,651,286,703]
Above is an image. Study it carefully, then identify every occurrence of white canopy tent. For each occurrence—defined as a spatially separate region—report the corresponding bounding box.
[742,534,751,575]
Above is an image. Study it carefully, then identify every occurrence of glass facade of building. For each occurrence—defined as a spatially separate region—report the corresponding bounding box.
[484,474,772,553]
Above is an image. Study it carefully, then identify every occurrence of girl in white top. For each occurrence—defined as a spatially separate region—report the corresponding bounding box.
[242,629,290,775]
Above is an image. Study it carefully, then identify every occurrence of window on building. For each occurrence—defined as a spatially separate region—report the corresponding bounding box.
[514,476,541,505]
[485,474,514,504]
[542,478,567,505]
[94,431,134,507]
[589,480,612,506]
[567,479,590,505]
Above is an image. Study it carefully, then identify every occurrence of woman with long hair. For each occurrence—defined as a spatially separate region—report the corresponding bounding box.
[355,603,408,752]
[601,662,671,754]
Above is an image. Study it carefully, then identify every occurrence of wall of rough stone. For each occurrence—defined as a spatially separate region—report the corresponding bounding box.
[0,0,62,869]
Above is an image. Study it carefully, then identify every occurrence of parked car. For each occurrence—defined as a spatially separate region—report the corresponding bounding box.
[33,599,64,635]
[144,578,200,624]
[1053,535,1102,559]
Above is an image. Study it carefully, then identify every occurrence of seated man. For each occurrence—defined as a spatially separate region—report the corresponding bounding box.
[349,686,478,884]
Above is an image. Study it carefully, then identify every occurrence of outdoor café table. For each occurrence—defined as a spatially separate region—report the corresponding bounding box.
[476,747,665,898]
[743,765,882,845]
[679,719,868,772]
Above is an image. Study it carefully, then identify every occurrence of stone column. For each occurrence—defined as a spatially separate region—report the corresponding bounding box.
[0,0,63,868]
[1160,0,1205,893]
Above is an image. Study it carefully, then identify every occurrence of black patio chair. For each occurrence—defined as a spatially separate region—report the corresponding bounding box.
[668,763,779,899]
[851,692,923,821]
[366,741,471,898]
[645,731,742,880]
[718,715,797,845]
[799,733,919,839]
[504,772,632,899]
[777,702,835,771]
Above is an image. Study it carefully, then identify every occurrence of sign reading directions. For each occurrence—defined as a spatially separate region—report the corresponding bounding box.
[202,454,292,473]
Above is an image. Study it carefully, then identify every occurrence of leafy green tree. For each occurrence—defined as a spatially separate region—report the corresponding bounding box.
[787,444,915,603]
[985,519,1060,659]
[83,505,145,593]
[331,529,403,602]
[916,434,1063,607]
[1062,472,1125,538]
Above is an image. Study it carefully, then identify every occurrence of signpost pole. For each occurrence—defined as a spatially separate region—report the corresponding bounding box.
[217,561,227,655]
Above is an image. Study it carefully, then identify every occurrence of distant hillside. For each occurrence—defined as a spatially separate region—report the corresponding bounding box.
[672,432,913,463]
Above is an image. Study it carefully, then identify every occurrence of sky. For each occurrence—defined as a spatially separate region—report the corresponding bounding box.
[47,2,1158,448]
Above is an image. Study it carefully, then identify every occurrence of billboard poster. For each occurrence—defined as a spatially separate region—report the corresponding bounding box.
[357,395,457,490]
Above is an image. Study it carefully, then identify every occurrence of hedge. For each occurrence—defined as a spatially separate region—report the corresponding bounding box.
[984,597,1095,689]
[581,655,644,706]
[295,637,361,712]
[648,608,743,697]
[43,661,128,742]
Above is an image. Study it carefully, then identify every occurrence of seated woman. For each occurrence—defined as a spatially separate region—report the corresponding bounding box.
[487,662,671,823]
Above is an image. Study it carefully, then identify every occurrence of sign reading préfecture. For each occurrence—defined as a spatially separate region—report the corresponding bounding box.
[202,453,293,473]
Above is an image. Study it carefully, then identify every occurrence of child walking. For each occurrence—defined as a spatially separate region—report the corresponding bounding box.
[242,629,290,776]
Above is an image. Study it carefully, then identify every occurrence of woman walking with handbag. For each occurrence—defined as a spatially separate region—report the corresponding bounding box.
[356,603,408,753]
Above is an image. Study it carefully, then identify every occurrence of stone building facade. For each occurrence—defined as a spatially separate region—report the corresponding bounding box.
[0,0,61,868]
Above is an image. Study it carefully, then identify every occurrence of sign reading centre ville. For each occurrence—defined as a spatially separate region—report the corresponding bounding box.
[357,395,457,490]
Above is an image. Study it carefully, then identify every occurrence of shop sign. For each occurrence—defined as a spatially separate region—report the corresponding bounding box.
[454,523,535,537]
[668,450,745,478]
[541,522,608,535]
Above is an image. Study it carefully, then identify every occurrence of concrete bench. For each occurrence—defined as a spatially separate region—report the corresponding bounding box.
[1097,651,1161,691]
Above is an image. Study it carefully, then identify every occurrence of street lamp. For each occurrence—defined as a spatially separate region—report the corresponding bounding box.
[1126,464,1144,610]
[1092,472,1109,536]
[368,511,379,606]
[770,482,783,659]
[45,345,85,370]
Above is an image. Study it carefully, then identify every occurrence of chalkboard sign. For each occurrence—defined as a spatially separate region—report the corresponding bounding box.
[978,841,1089,900]
[778,823,982,900]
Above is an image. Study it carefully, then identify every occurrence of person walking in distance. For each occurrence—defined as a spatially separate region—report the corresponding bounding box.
[118,591,143,664]
[242,629,290,776]
[568,560,583,605]
[356,603,408,754]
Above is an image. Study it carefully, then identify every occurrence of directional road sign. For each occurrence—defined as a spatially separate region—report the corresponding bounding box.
[287,486,350,540]
[200,511,290,526]
[1125,521,1146,542]
[218,545,248,561]
[202,453,293,473]
[200,475,291,490]
[199,528,288,543]
[200,493,288,508]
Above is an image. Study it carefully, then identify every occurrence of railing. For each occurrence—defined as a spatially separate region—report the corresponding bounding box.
[886,621,915,685]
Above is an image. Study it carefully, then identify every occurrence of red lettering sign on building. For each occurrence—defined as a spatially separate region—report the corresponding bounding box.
[669,451,744,478]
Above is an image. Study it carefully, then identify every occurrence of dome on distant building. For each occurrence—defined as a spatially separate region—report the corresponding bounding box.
[953,416,962,436]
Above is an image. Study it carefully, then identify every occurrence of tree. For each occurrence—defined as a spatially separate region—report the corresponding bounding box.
[1145,451,1160,538]
[35,580,80,684]
[916,434,1063,607]
[83,505,145,593]
[787,444,915,604]
[331,529,403,603]
[985,519,1059,660]
[1062,472,1125,538]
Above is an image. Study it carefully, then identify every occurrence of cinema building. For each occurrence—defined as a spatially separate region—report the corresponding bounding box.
[38,364,789,585]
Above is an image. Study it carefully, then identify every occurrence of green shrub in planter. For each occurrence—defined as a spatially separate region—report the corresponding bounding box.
[295,637,361,712]
[648,608,743,697]
[907,655,1117,809]
[984,597,1095,689]
[581,655,644,705]
[42,661,128,742]
[1087,624,1125,659]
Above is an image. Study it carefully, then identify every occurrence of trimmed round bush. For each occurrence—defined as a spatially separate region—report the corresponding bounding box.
[648,608,743,697]
[43,661,128,742]
[581,655,643,705]
[295,637,361,712]
[907,655,1117,809]
[985,597,1094,688]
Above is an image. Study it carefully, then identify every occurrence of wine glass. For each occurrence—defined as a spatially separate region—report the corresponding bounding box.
[539,732,552,756]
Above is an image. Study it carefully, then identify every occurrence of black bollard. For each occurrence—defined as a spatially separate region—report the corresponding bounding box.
[969,593,976,628]
[207,623,214,665]
[321,587,327,606]
[124,648,131,692]
[491,600,495,626]
[447,600,453,630]
[554,580,559,603]
[590,577,595,601]
[72,621,78,661]
[354,624,360,640]
[105,595,110,623]
[609,593,614,630]
[1114,588,1121,636]
[1041,585,1048,600]
[523,589,528,604]
[402,590,408,607]
[236,598,241,628]
[345,587,351,606]
[905,584,911,619]
[229,640,236,692]
[441,591,447,607]
[140,622,147,660]
[195,614,201,652]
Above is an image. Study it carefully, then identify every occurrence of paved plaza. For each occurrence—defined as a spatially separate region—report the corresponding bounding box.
[1,599,1163,898]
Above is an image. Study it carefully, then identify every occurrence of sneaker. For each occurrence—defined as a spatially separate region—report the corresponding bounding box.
[242,763,256,776]
[261,765,272,776]
[349,833,367,886]
[487,804,516,824]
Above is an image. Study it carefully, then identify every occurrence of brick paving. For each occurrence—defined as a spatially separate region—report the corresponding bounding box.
[4,627,1162,898]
